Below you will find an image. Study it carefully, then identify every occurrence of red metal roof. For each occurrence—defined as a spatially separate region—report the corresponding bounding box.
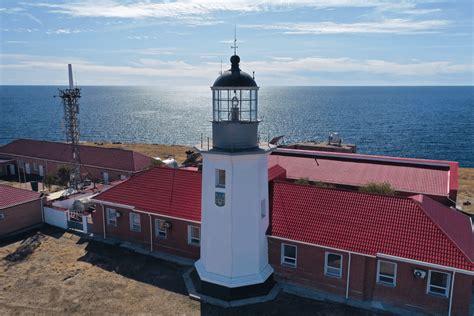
[0,184,42,209]
[0,139,153,172]
[268,164,287,182]
[93,167,202,222]
[269,149,455,197]
[271,181,473,272]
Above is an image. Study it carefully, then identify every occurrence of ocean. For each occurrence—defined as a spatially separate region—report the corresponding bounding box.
[0,86,473,166]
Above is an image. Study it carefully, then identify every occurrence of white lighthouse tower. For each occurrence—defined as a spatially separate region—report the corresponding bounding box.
[194,50,274,299]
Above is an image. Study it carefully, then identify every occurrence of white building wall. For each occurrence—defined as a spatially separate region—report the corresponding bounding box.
[43,207,68,229]
[197,151,273,287]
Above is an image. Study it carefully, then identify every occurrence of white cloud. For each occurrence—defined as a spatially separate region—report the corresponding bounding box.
[28,1,439,19]
[1,53,472,86]
[46,28,83,35]
[243,19,449,35]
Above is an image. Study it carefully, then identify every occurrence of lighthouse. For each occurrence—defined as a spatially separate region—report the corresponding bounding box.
[194,51,275,299]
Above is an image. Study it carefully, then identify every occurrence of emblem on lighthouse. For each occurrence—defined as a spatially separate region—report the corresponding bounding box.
[215,192,225,207]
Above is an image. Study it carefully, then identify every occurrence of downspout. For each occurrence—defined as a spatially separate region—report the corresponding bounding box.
[346,252,351,299]
[40,196,45,223]
[102,206,106,239]
[448,271,455,316]
[149,214,153,252]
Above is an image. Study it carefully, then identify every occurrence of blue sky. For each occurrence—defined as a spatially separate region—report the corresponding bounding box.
[1,0,473,86]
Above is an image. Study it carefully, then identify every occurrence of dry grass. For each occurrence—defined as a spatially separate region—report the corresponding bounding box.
[458,168,474,214]
[0,228,378,315]
[82,141,192,163]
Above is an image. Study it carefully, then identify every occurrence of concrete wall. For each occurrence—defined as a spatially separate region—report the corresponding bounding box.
[43,207,68,229]
[0,199,43,237]
[91,204,200,259]
[269,237,473,316]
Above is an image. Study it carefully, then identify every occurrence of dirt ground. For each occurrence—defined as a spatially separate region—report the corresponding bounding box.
[458,168,474,214]
[0,227,384,316]
[82,141,191,162]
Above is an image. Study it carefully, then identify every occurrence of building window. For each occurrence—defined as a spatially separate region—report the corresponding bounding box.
[120,174,127,180]
[0,213,4,220]
[325,252,343,278]
[215,169,226,188]
[377,260,397,286]
[155,219,167,239]
[106,208,117,227]
[427,270,450,297]
[129,212,141,232]
[281,243,297,268]
[261,199,266,218]
[188,225,200,246]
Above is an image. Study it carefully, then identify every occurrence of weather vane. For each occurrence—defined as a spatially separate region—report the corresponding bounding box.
[231,26,238,55]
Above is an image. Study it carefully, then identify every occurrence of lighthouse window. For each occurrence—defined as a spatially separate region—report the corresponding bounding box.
[261,199,266,218]
[281,244,297,268]
[188,225,200,246]
[215,169,226,188]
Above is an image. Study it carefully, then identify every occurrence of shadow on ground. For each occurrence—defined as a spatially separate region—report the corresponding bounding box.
[77,238,189,296]
[200,293,390,316]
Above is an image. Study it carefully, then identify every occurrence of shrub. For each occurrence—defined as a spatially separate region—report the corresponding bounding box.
[56,166,71,187]
[295,177,310,185]
[359,182,395,195]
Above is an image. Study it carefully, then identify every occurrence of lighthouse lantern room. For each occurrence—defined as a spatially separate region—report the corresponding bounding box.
[194,48,275,300]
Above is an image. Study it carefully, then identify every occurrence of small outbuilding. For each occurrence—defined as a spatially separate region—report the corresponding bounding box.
[0,184,44,237]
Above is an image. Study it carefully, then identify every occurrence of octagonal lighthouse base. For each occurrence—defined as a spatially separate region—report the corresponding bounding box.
[194,260,275,301]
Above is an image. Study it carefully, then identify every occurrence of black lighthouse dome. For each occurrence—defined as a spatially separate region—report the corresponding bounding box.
[213,55,257,87]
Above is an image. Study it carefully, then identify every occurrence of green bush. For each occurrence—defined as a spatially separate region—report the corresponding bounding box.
[359,182,395,195]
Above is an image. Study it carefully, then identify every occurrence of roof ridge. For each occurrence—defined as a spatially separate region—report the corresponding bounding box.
[410,197,474,269]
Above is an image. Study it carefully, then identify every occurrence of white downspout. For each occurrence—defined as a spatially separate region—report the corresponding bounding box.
[102,207,106,239]
[346,252,351,299]
[149,214,153,252]
[448,271,455,316]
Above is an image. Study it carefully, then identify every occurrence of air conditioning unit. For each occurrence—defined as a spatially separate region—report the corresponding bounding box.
[115,211,122,218]
[164,221,172,229]
[414,269,427,279]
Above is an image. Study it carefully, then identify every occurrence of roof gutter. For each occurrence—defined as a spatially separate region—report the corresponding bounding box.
[91,199,201,224]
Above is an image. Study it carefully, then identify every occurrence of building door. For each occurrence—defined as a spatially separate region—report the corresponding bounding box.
[25,163,31,174]
[39,165,44,177]
[103,172,109,184]
[8,164,15,175]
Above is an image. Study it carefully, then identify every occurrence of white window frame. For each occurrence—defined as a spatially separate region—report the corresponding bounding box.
[324,252,343,278]
[281,243,297,268]
[427,270,451,297]
[129,212,141,232]
[376,260,397,287]
[188,225,200,246]
[215,169,226,188]
[106,208,117,227]
[155,219,167,239]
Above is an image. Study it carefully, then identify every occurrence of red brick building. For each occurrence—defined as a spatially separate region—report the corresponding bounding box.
[89,152,473,315]
[0,184,44,237]
[0,139,153,183]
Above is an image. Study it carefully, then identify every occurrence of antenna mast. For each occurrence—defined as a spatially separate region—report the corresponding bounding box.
[58,64,81,189]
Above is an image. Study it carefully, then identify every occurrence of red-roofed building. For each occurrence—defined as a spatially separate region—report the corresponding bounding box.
[269,149,458,205]
[89,156,473,315]
[90,167,202,259]
[0,139,153,183]
[0,184,45,237]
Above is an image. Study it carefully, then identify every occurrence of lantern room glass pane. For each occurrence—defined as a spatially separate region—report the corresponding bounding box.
[212,88,258,122]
